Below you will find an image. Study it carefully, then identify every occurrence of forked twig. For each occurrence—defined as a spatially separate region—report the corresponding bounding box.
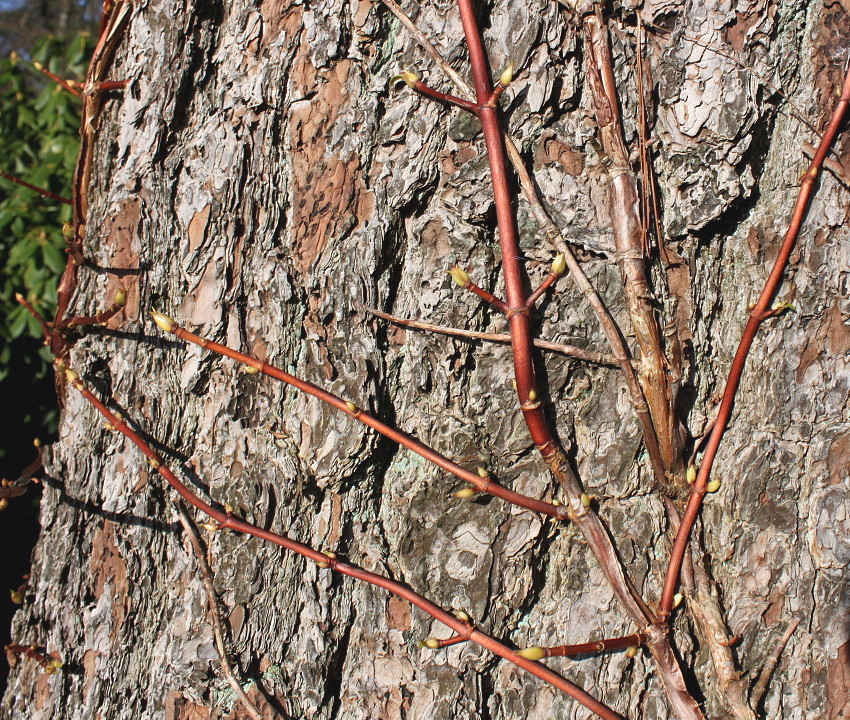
[149,312,569,521]
[64,367,623,720]
[377,0,668,492]
[659,65,850,619]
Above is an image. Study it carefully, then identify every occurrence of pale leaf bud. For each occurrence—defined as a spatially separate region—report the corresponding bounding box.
[422,638,440,649]
[625,646,638,658]
[447,266,470,287]
[114,288,127,307]
[686,466,696,485]
[527,389,537,402]
[499,63,514,87]
[452,487,476,500]
[0,498,7,512]
[580,493,591,508]
[390,70,419,88]
[453,610,469,622]
[10,589,23,604]
[477,467,488,478]
[705,479,721,493]
[345,401,357,413]
[551,253,567,276]
[150,310,176,333]
[64,368,79,383]
[673,592,684,608]
[242,364,260,374]
[516,646,545,661]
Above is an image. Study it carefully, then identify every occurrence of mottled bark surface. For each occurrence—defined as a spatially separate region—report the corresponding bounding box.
[3,1,849,719]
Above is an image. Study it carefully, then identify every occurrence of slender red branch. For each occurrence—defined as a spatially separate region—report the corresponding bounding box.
[14,293,51,344]
[449,266,510,314]
[31,60,82,97]
[86,79,127,93]
[525,268,562,308]
[414,80,478,113]
[64,369,622,720]
[150,314,568,521]
[0,168,71,205]
[658,65,850,618]
[60,289,127,329]
[523,632,646,660]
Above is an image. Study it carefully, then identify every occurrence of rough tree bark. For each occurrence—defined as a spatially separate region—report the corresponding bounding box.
[2,0,849,719]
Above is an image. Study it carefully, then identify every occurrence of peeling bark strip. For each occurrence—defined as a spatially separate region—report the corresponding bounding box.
[4,0,850,719]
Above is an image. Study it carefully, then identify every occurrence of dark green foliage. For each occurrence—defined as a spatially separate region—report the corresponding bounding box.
[0,33,93,438]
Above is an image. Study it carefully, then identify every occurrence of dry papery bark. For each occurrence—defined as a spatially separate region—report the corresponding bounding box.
[3,0,850,719]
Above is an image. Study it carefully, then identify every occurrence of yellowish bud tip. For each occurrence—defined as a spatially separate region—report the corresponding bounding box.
[625,645,638,659]
[200,522,219,532]
[315,560,329,569]
[454,610,469,622]
[552,499,562,506]
[499,62,514,87]
[32,60,43,71]
[14,292,24,303]
[705,479,721,493]
[686,466,696,484]
[673,592,684,608]
[345,401,357,413]
[423,638,440,649]
[64,368,79,383]
[452,487,476,500]
[390,70,419,88]
[580,493,592,508]
[33,437,42,448]
[0,498,8,512]
[516,646,545,661]
[224,503,234,514]
[113,288,126,307]
[447,265,470,287]
[527,389,537,402]
[477,467,488,478]
[10,590,23,604]
[242,364,260,374]
[322,551,336,559]
[62,222,74,240]
[150,310,176,333]
[148,457,161,470]
[49,659,63,670]
[551,253,567,276]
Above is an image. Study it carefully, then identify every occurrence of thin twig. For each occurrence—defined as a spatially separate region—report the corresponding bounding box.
[659,64,850,619]
[364,307,617,366]
[376,0,668,493]
[150,313,570,522]
[176,504,269,720]
[0,168,71,205]
[750,618,800,709]
[64,368,622,720]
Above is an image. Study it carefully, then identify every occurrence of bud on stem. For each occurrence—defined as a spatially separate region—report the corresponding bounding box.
[150,310,176,333]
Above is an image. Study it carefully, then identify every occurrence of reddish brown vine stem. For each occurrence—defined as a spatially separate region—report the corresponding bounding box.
[0,168,71,205]
[149,312,568,522]
[658,65,850,619]
[519,632,646,660]
[64,368,622,720]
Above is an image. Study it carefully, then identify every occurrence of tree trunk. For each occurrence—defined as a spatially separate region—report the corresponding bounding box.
[3,1,849,719]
